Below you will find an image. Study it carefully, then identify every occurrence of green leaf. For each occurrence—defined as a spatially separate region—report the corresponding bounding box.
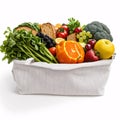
[35,45,38,50]
[2,56,8,61]
[9,40,16,47]
[3,40,8,46]
[17,53,21,58]
[67,17,80,33]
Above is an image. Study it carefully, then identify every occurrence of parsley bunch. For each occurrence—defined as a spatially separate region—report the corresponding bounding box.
[0,27,57,63]
[67,17,80,34]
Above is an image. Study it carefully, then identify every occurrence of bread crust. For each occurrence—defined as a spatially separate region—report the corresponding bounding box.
[16,26,37,35]
[41,23,56,39]
[67,33,77,41]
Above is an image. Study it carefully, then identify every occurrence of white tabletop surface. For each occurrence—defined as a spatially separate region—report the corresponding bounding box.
[0,0,120,120]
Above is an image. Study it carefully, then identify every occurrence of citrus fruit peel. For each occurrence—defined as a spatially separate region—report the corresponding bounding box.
[56,41,85,63]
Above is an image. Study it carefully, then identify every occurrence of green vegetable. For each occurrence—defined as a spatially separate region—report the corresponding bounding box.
[84,21,113,41]
[14,22,40,32]
[67,17,80,34]
[0,27,58,63]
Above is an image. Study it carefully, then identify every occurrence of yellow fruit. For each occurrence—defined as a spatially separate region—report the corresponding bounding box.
[55,23,62,30]
[94,39,115,59]
[55,38,65,44]
[79,42,86,48]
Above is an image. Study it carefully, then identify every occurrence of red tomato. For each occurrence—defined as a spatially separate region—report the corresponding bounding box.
[61,25,69,33]
[49,47,56,56]
[56,28,68,39]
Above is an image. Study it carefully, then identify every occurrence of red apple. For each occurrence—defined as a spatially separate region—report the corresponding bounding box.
[84,49,99,62]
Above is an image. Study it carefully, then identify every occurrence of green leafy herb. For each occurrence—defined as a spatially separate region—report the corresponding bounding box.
[0,27,58,63]
[67,17,80,34]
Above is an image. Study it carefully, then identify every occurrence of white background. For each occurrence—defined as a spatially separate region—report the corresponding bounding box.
[0,0,120,120]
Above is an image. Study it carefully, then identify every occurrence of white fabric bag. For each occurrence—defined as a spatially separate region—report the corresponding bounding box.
[12,58,113,96]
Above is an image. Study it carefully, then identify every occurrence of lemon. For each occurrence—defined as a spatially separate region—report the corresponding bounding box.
[55,38,65,44]
[55,23,62,30]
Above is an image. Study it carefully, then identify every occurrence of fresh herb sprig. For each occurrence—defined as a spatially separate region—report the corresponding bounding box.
[0,27,58,63]
[67,17,80,34]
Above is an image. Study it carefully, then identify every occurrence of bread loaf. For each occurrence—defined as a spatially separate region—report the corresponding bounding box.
[16,27,37,35]
[67,33,77,41]
[41,23,56,39]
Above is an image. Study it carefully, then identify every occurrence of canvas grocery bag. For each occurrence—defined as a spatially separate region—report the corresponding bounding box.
[12,58,113,95]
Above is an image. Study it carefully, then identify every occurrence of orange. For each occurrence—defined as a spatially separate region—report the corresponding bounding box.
[56,41,85,63]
